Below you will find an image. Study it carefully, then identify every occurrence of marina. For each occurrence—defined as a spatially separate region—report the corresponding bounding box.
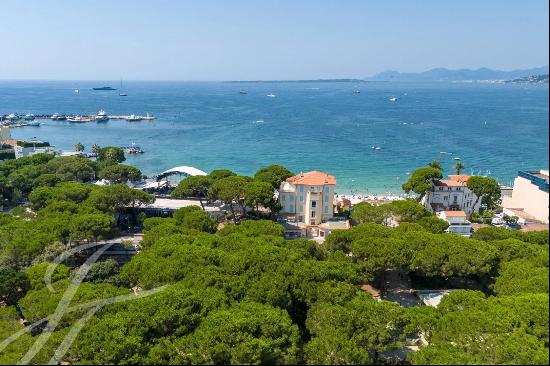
[0,112,156,125]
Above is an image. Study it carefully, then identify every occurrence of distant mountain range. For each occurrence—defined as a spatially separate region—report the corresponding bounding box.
[366,65,549,82]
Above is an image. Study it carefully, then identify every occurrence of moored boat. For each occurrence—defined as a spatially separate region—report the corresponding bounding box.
[95,110,109,122]
[93,86,116,91]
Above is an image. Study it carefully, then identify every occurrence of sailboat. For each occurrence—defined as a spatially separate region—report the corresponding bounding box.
[119,79,128,96]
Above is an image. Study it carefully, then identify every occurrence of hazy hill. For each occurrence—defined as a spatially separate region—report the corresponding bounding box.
[367,65,549,81]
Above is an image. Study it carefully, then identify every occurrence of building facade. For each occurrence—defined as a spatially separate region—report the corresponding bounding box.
[437,210,472,237]
[501,170,549,224]
[279,171,336,225]
[422,174,480,215]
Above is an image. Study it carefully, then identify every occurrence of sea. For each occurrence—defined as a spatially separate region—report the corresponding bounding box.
[1,80,548,194]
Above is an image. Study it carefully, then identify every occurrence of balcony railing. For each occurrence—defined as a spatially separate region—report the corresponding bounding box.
[518,171,549,193]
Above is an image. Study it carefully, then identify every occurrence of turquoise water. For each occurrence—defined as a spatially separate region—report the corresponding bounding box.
[1,81,548,194]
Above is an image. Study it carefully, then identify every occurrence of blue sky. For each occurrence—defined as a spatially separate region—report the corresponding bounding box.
[1,0,548,80]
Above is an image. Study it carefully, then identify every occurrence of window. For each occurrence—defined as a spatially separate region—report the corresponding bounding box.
[289,193,294,200]
[299,205,303,212]
[290,204,294,212]
[310,186,314,191]
[281,195,286,201]
[300,186,304,192]
[311,201,317,208]
[299,195,303,202]
[453,195,458,202]
[311,211,316,217]
[324,206,329,213]
[439,187,444,191]
[324,195,329,202]
[311,219,316,225]
[444,196,448,201]
[298,216,303,222]
[324,186,329,192]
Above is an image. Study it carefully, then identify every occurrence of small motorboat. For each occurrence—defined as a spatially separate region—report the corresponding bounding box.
[267,94,276,97]
[353,90,361,94]
[389,97,397,102]
[24,114,35,121]
[453,157,461,160]
[239,90,247,94]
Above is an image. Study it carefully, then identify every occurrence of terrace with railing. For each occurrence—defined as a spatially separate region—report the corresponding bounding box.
[518,171,549,193]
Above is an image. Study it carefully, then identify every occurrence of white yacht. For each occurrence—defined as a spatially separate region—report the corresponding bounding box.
[6,113,20,121]
[24,114,35,121]
[267,94,276,97]
[95,110,109,122]
[51,113,66,121]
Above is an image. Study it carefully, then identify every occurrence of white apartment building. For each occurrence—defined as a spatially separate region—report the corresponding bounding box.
[501,170,549,224]
[437,210,473,237]
[422,175,480,215]
[279,171,336,226]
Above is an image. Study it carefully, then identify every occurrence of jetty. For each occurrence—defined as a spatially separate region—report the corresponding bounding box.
[0,113,156,123]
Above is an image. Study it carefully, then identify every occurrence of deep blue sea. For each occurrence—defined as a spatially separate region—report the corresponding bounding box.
[1,80,548,194]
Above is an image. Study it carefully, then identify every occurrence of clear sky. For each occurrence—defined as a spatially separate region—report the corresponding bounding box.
[1,0,548,80]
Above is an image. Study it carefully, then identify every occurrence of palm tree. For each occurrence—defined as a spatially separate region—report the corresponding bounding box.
[91,144,101,155]
[74,142,84,152]
[453,162,465,174]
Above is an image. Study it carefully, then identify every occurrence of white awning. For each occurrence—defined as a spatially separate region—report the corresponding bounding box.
[158,166,207,177]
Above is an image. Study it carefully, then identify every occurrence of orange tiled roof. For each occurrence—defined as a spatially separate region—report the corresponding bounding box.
[286,171,336,185]
[448,174,471,182]
[443,210,467,217]
[438,179,466,187]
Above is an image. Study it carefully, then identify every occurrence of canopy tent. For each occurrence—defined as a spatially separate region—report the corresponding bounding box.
[156,166,207,181]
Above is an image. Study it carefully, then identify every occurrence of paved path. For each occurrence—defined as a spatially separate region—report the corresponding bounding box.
[381,270,421,307]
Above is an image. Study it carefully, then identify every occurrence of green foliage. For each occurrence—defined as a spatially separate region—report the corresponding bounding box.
[32,173,62,188]
[428,160,442,170]
[402,167,443,198]
[142,216,174,232]
[86,184,154,214]
[174,302,300,365]
[466,175,501,210]
[306,295,407,364]
[97,146,126,164]
[493,260,548,296]
[453,161,465,174]
[29,182,94,210]
[351,201,387,224]
[208,169,236,180]
[473,226,549,245]
[254,164,293,189]
[218,219,285,237]
[417,216,449,234]
[410,291,549,365]
[83,259,120,283]
[0,268,30,305]
[244,179,276,214]
[74,142,85,152]
[24,262,70,290]
[69,213,115,242]
[173,206,217,233]
[171,175,212,206]
[99,164,142,183]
